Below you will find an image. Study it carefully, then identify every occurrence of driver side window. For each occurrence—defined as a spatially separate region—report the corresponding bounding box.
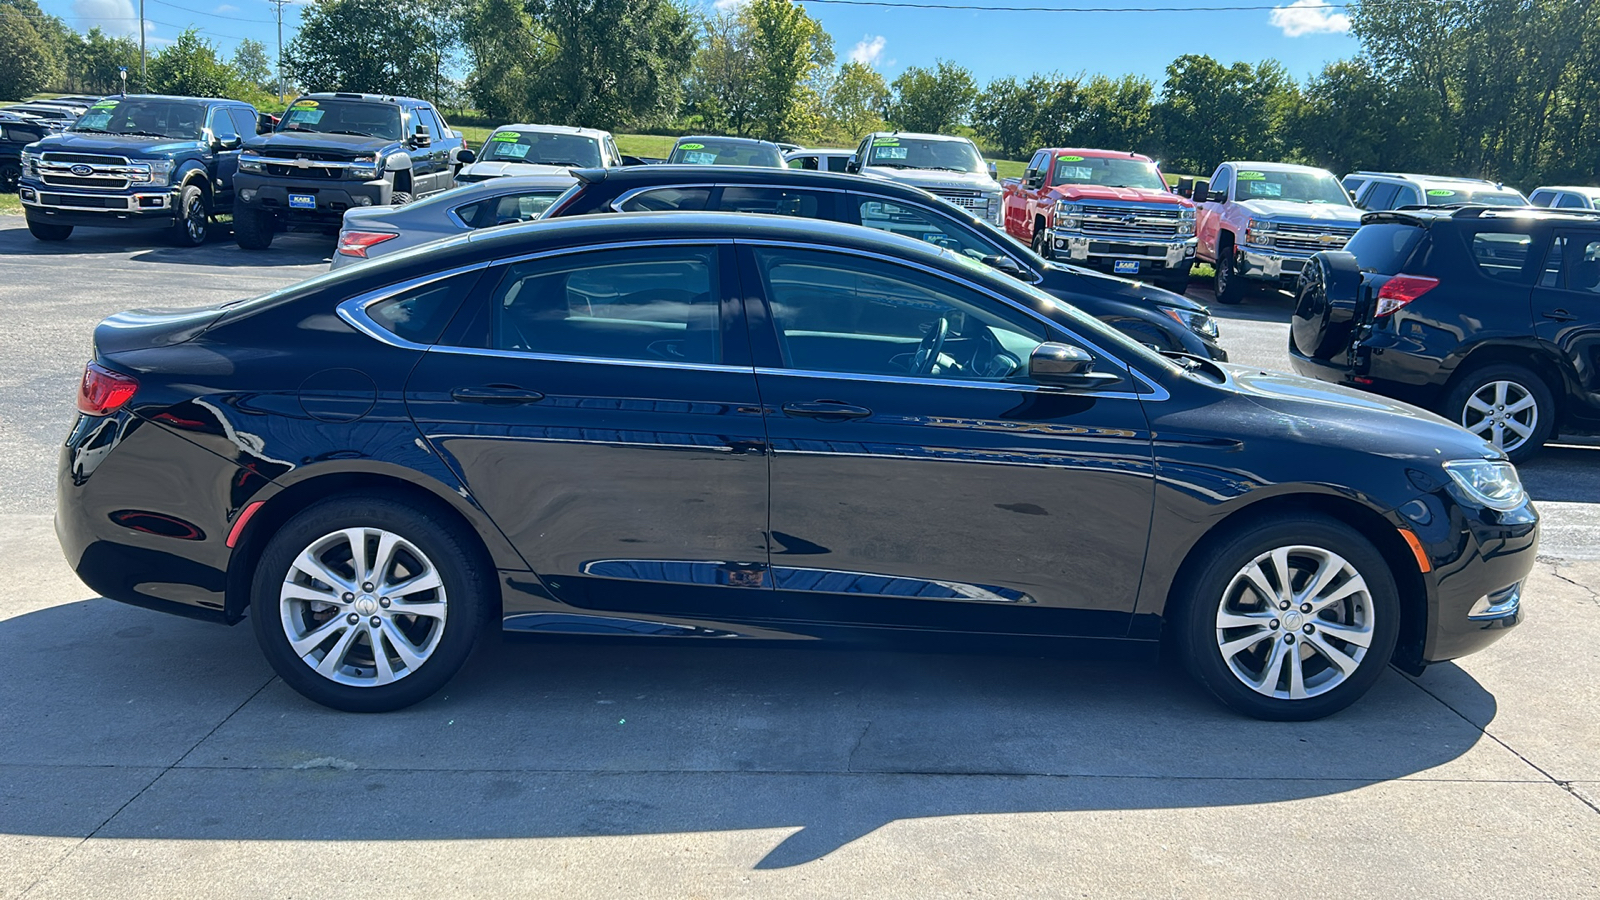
[1210,166,1233,200]
[753,247,1048,381]
[474,246,723,364]
[854,196,1003,261]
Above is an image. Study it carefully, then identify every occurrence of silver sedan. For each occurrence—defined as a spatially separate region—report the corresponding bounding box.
[331,173,577,269]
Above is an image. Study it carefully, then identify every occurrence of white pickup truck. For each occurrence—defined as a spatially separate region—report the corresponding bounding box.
[847,132,1004,226]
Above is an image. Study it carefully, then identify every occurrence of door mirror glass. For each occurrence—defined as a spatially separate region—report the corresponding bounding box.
[845,154,859,174]
[456,148,476,165]
[981,254,1026,277]
[216,134,242,151]
[1175,177,1194,198]
[1029,342,1122,389]
[413,124,432,147]
[1192,180,1210,202]
[987,161,999,179]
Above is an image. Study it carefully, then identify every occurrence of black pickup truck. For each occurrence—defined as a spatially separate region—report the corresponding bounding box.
[232,93,470,250]
[17,94,262,246]
[2,111,49,192]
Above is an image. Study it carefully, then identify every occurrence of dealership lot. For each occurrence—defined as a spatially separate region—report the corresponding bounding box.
[2,218,1598,896]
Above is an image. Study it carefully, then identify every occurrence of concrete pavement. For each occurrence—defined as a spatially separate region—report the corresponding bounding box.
[1,219,1597,897]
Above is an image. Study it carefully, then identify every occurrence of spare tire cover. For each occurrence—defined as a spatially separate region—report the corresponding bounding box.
[1290,251,1363,360]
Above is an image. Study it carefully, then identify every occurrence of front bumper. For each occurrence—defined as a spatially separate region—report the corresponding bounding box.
[20,181,178,228]
[1413,496,1537,664]
[1235,246,1314,284]
[235,173,392,222]
[1051,231,1197,274]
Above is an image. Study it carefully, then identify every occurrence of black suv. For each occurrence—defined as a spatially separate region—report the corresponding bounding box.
[17,95,261,246]
[1,110,48,192]
[233,93,469,250]
[1290,206,1600,460]
[546,166,1227,360]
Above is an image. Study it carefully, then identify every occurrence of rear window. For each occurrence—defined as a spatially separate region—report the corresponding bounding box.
[1468,229,1536,282]
[1345,223,1425,274]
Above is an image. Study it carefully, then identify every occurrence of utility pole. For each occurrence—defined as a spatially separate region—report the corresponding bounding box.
[138,0,146,90]
[270,0,289,103]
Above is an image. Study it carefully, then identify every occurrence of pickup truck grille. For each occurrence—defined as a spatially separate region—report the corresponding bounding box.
[929,189,986,211]
[38,152,136,191]
[1271,223,1358,254]
[260,149,353,162]
[1078,203,1183,239]
[263,162,344,179]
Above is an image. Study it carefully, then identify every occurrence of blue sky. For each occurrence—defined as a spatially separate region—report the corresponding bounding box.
[40,0,1361,90]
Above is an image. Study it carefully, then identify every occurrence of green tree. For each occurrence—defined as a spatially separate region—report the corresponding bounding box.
[231,38,274,92]
[519,0,697,130]
[825,61,888,141]
[460,0,542,120]
[2,0,69,87]
[0,5,60,101]
[1289,59,1442,178]
[886,59,976,133]
[1071,74,1155,154]
[745,0,830,140]
[148,28,242,98]
[287,0,454,102]
[1154,54,1298,175]
[67,28,141,95]
[972,76,1033,159]
[686,9,759,136]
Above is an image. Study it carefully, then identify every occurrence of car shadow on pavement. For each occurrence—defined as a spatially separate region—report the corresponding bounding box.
[0,220,330,267]
[1519,443,1600,504]
[0,597,1501,869]
[1200,288,1300,323]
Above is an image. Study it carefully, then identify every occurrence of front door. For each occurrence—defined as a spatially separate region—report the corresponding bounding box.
[739,244,1157,638]
[1532,229,1600,427]
[404,242,773,625]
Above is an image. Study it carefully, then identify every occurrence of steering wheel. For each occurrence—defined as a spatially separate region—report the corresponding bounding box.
[911,315,950,375]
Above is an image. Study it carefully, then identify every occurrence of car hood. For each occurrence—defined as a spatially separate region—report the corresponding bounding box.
[458,160,576,179]
[39,132,206,158]
[1234,199,1363,225]
[1052,184,1189,205]
[245,132,397,156]
[1223,366,1493,462]
[863,167,1002,193]
[1041,261,1208,313]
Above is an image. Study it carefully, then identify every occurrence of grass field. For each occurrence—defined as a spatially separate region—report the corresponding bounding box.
[0,193,20,215]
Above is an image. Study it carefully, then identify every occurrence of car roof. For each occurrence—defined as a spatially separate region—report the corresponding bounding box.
[297,92,425,106]
[491,124,611,139]
[865,131,975,143]
[784,148,852,155]
[1224,161,1335,175]
[447,173,578,193]
[1042,148,1154,163]
[673,135,780,148]
[570,164,945,202]
[83,93,246,105]
[1357,171,1516,190]
[1363,206,1600,226]
[1534,185,1600,195]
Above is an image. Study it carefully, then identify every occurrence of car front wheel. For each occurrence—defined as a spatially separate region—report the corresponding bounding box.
[250,495,488,712]
[1176,514,1400,720]
[1213,249,1245,304]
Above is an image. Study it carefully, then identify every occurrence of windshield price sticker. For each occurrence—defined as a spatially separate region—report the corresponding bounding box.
[496,143,531,159]
[491,131,522,142]
[874,146,909,160]
[1427,189,1457,196]
[1060,166,1094,180]
[682,150,716,164]
[1060,155,1085,161]
[679,142,704,150]
[1237,171,1266,180]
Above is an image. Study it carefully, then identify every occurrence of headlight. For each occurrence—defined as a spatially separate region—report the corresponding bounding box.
[1244,217,1276,247]
[128,159,174,186]
[238,155,264,173]
[1159,305,1219,339]
[1056,202,1082,230]
[20,149,37,175]
[987,193,1001,224]
[348,156,378,179]
[1444,459,1526,511]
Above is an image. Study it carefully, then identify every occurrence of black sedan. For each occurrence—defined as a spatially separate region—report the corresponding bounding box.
[58,213,1535,719]
[544,165,1228,361]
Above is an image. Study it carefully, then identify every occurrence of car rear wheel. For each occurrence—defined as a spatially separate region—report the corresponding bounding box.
[26,218,72,241]
[171,184,208,247]
[233,203,274,250]
[250,495,489,712]
[0,161,20,193]
[1443,364,1555,463]
[1176,514,1400,720]
[1213,248,1245,304]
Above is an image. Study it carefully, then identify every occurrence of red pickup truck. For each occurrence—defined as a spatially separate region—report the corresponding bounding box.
[1002,148,1198,291]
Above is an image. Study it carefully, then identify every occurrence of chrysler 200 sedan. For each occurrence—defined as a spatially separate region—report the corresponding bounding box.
[58,214,1535,719]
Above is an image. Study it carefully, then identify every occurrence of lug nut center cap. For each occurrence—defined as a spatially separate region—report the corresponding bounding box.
[354,596,378,616]
[1282,610,1305,630]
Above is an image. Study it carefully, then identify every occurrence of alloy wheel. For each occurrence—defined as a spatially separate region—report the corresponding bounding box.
[1461,380,1538,454]
[1214,545,1375,700]
[185,198,207,243]
[279,527,448,687]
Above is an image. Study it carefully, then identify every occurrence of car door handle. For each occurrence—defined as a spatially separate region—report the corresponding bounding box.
[1542,308,1577,322]
[450,385,545,405]
[782,400,872,420]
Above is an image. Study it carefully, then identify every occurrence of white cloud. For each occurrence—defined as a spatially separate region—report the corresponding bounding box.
[1269,0,1351,37]
[712,0,744,10]
[215,3,239,11]
[849,34,887,67]
[72,0,155,39]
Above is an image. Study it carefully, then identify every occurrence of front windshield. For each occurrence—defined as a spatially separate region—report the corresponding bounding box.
[72,98,207,139]
[480,130,602,167]
[1234,168,1352,205]
[277,98,402,141]
[1052,156,1167,190]
[867,137,986,174]
[669,139,784,167]
[1425,187,1527,207]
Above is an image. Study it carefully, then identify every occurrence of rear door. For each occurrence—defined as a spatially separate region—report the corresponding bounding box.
[1531,229,1600,420]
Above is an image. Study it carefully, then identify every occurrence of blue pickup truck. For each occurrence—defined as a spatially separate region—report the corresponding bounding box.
[18,94,262,246]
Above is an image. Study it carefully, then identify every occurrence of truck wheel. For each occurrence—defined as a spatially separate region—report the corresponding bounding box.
[1214,249,1246,304]
[234,203,274,250]
[0,161,20,193]
[1031,225,1052,259]
[171,184,209,247]
[26,218,72,242]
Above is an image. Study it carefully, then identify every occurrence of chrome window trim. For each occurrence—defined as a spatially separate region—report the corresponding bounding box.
[337,262,493,351]
[733,237,1165,398]
[603,182,1045,285]
[753,367,1164,402]
[446,187,569,231]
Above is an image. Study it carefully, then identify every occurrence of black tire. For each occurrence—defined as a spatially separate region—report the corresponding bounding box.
[233,202,274,250]
[1213,245,1246,304]
[389,190,413,206]
[250,495,490,712]
[0,161,20,193]
[1441,363,1556,463]
[171,184,209,247]
[1290,250,1363,359]
[1174,514,1400,721]
[26,218,72,241]
[1031,222,1052,259]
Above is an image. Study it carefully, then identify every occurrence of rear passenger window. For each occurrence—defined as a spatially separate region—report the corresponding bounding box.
[1557,193,1588,209]
[367,273,476,344]
[1539,234,1600,292]
[1361,183,1400,211]
[1529,190,1554,207]
[1343,223,1424,275]
[617,187,712,212]
[1469,230,1536,282]
[477,246,722,364]
[717,187,829,218]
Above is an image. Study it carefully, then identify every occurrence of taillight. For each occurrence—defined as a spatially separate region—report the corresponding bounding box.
[77,361,139,416]
[336,231,399,258]
[1374,274,1440,317]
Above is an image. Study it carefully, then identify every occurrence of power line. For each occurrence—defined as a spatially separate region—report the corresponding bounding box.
[794,0,1426,10]
[147,0,278,24]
